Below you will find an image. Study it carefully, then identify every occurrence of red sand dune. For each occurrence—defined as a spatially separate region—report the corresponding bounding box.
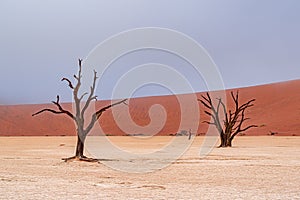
[0,80,299,136]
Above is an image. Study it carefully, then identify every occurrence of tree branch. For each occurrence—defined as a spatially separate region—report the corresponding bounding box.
[240,125,258,132]
[199,90,257,147]
[230,107,257,139]
[79,92,88,101]
[95,99,127,119]
[203,120,215,125]
[218,98,228,124]
[32,95,75,120]
[32,109,67,116]
[198,99,212,109]
[201,93,211,104]
[61,78,74,89]
[81,70,98,118]
[199,93,224,135]
[73,59,83,118]
[204,110,212,116]
[84,99,127,134]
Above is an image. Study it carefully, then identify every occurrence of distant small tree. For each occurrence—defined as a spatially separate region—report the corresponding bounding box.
[32,59,127,161]
[199,91,257,147]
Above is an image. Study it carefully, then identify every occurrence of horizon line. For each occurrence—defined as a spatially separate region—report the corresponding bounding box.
[1,78,299,106]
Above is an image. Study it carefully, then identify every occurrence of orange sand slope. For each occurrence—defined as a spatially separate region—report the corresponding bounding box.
[0,79,299,136]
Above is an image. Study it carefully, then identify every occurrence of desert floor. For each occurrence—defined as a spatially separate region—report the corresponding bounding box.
[0,136,299,200]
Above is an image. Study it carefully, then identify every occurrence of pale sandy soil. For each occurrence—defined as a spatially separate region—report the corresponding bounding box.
[0,136,299,200]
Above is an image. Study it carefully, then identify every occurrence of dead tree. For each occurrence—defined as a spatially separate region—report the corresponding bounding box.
[32,59,127,161]
[199,91,257,147]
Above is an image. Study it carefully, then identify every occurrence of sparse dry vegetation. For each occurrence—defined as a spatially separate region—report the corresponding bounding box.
[32,59,126,161]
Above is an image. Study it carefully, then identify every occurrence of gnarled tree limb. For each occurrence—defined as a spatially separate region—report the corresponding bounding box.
[198,91,257,147]
[84,99,127,134]
[32,95,75,120]
[32,58,127,161]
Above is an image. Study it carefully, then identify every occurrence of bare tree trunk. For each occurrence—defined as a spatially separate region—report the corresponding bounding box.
[227,138,232,147]
[219,133,233,147]
[75,134,85,157]
[219,134,225,147]
[199,91,257,148]
[188,129,192,140]
[219,134,232,147]
[32,59,127,162]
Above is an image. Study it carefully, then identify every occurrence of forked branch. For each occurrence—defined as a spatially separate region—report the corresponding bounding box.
[81,70,98,117]
[198,91,257,147]
[32,58,128,161]
[32,95,75,120]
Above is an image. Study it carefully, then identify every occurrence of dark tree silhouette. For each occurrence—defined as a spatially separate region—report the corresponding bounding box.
[32,59,127,161]
[199,91,257,147]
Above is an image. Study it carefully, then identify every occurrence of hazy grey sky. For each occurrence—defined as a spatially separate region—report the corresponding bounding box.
[0,0,299,104]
